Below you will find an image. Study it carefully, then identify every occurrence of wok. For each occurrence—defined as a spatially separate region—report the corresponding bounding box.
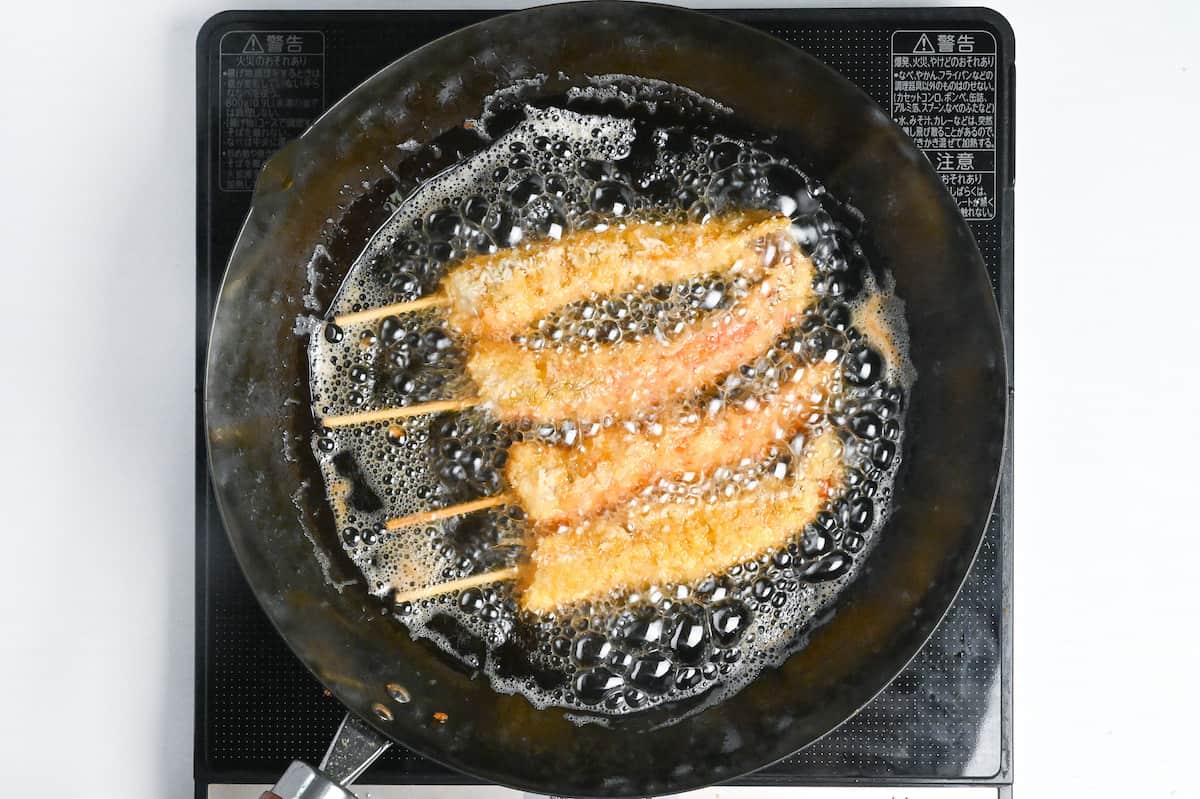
[205,3,1007,796]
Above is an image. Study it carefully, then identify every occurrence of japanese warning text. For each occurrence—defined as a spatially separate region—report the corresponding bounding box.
[891,30,998,221]
[218,31,325,192]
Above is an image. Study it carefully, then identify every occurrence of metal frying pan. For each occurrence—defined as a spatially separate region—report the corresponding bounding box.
[205,3,1008,797]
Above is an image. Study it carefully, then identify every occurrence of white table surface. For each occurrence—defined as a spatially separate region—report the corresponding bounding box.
[1,1,1197,796]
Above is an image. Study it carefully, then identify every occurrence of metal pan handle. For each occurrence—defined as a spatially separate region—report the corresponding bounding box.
[264,713,390,799]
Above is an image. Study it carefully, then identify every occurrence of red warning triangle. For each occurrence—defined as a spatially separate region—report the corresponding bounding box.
[243,34,265,54]
[913,34,935,53]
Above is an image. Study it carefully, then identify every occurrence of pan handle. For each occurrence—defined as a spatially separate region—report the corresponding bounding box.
[263,713,391,799]
[260,761,356,799]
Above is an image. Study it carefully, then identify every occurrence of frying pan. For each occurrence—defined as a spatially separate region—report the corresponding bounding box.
[205,3,1008,797]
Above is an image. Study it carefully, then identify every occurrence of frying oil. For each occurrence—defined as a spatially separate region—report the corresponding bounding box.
[308,78,913,717]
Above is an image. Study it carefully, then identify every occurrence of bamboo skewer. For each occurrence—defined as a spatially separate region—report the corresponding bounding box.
[386,498,521,603]
[392,567,519,605]
[332,294,449,327]
[384,493,514,531]
[321,397,482,429]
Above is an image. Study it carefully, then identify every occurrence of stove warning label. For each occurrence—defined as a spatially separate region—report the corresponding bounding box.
[891,30,998,221]
[218,31,325,192]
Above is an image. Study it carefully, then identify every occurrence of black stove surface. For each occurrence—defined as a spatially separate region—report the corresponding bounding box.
[196,7,1013,793]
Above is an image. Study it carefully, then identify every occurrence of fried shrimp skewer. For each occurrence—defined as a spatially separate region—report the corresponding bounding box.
[464,243,814,420]
[519,428,846,612]
[334,211,788,338]
[390,428,846,611]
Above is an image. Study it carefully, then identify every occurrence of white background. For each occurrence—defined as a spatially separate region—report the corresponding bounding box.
[1,0,1197,796]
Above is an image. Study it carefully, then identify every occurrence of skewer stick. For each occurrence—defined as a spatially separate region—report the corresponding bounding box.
[392,567,520,605]
[332,294,449,327]
[492,538,525,548]
[321,397,481,428]
[385,493,514,531]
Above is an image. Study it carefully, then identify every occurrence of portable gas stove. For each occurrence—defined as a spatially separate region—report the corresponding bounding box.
[195,8,1014,797]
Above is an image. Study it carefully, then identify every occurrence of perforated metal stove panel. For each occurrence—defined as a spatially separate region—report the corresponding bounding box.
[196,8,1013,792]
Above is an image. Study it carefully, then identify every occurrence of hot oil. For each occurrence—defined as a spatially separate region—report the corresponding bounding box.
[308,81,914,717]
